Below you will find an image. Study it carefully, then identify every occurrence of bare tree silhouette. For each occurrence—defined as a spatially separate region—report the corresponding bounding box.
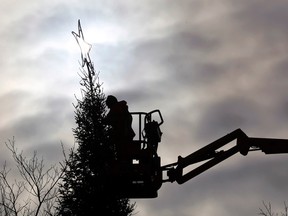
[259,201,288,216]
[0,139,64,216]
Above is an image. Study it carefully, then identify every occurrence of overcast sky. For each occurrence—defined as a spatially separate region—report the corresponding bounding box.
[1,0,288,215]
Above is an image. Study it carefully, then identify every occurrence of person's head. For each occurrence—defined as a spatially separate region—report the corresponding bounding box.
[106,95,118,108]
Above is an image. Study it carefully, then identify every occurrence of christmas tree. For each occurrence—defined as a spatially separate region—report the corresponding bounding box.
[57,20,135,216]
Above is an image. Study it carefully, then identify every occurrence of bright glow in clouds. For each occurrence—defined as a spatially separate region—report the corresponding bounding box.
[82,23,128,44]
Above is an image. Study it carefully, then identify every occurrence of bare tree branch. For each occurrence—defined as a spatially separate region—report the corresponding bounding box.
[259,201,288,216]
[0,138,65,216]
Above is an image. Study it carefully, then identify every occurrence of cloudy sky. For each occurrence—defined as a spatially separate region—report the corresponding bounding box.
[1,0,288,215]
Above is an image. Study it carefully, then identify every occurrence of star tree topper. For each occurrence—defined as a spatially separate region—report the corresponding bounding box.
[72,20,92,67]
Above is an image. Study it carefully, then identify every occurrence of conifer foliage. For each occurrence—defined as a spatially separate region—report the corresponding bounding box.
[57,21,135,216]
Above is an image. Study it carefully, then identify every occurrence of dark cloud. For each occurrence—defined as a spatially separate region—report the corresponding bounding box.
[0,94,74,149]
[232,0,288,34]
[128,30,220,85]
[195,96,262,140]
[0,3,74,43]
[25,140,65,164]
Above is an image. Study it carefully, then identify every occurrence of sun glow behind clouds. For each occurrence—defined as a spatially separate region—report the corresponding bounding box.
[86,23,128,44]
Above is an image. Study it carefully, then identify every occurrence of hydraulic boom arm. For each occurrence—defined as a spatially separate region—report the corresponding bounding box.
[163,128,288,184]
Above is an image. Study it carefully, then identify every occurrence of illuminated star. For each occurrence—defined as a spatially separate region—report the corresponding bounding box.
[72,20,92,67]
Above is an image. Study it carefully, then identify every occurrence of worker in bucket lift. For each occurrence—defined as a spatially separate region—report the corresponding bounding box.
[104,95,135,159]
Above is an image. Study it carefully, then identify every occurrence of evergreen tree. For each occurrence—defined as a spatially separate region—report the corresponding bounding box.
[57,20,135,216]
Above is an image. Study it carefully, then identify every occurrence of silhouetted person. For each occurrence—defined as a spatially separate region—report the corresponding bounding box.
[104,95,135,159]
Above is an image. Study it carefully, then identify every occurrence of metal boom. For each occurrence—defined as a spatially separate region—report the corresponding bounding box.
[163,128,288,184]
